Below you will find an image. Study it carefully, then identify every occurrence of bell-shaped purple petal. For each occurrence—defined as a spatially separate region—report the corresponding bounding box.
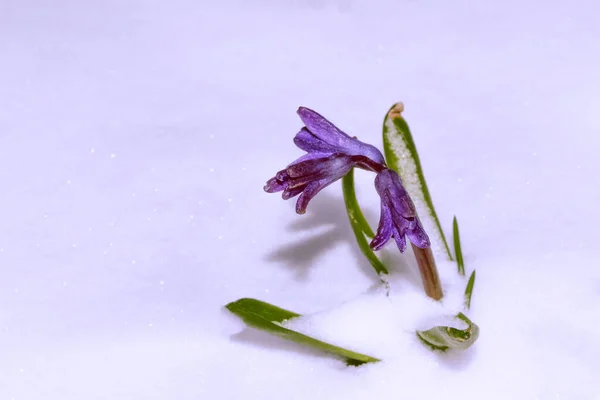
[264,153,354,214]
[293,128,340,154]
[393,226,408,253]
[264,171,287,193]
[296,107,386,167]
[371,202,393,251]
[405,219,430,248]
[370,168,430,252]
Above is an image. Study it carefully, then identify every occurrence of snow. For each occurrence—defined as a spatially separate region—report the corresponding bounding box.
[1,0,600,399]
[284,259,468,356]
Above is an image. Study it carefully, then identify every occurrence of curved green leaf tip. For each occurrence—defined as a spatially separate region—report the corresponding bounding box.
[342,169,388,276]
[453,216,465,275]
[382,102,453,260]
[226,297,300,327]
[225,298,381,366]
[416,312,479,351]
[464,270,476,310]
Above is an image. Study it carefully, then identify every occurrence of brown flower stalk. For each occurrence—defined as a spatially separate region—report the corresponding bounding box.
[411,244,443,300]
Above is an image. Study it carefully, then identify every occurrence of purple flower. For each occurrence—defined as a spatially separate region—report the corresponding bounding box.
[370,168,430,252]
[294,107,386,167]
[264,107,386,214]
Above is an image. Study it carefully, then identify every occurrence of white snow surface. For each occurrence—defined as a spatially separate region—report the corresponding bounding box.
[2,0,600,399]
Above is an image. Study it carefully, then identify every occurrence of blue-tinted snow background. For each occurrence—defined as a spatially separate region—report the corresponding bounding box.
[1,0,599,399]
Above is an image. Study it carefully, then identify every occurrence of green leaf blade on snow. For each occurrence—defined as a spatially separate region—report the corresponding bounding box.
[416,312,479,351]
[453,216,465,275]
[342,169,388,276]
[464,269,476,310]
[382,102,453,260]
[225,298,381,366]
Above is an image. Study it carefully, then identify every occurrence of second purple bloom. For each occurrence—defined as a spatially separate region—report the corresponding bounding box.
[370,168,430,253]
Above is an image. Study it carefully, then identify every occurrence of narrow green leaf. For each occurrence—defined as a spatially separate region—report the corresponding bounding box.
[416,312,480,351]
[464,269,476,310]
[227,297,300,323]
[342,168,375,238]
[453,216,465,275]
[382,103,453,260]
[226,298,381,366]
[342,169,388,276]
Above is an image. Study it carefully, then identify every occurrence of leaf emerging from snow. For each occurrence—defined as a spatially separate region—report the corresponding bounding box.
[226,298,381,366]
[464,270,476,310]
[416,312,479,351]
[382,102,453,260]
[453,216,465,275]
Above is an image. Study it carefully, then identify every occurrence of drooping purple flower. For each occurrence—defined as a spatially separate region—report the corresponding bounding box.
[294,107,386,168]
[264,107,386,214]
[370,168,430,252]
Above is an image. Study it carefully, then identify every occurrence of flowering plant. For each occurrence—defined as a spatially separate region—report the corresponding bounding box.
[226,103,478,365]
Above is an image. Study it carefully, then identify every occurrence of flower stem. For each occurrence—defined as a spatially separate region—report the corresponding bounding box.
[342,170,389,276]
[411,244,443,300]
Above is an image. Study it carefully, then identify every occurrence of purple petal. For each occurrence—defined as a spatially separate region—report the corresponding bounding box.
[387,188,417,220]
[295,178,339,215]
[370,202,393,251]
[297,107,352,146]
[374,169,392,196]
[297,107,386,166]
[282,184,306,200]
[276,169,290,182]
[264,169,288,193]
[293,156,354,214]
[350,142,386,167]
[376,169,417,219]
[407,220,431,248]
[286,157,329,179]
[264,177,283,193]
[372,168,431,252]
[295,180,324,214]
[393,227,407,253]
[293,128,338,154]
[286,152,332,168]
[287,153,351,179]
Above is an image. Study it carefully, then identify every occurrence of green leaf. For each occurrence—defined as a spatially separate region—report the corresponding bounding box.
[382,103,453,260]
[416,312,479,351]
[342,168,375,238]
[453,216,465,275]
[342,169,388,276]
[464,269,476,310]
[226,298,381,366]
